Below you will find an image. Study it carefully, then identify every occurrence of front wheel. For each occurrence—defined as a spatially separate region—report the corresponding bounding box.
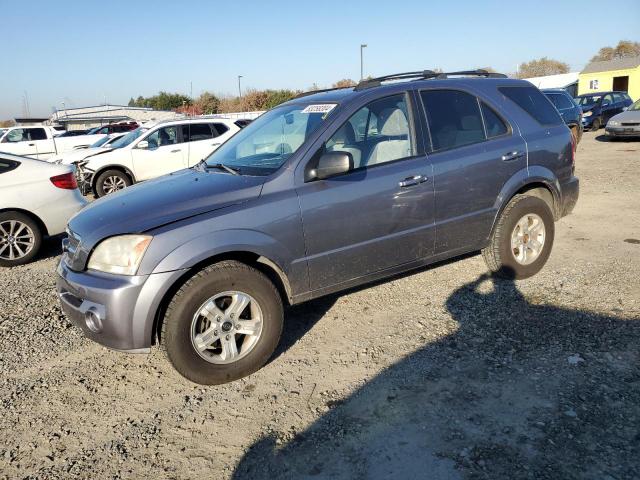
[162,261,284,385]
[94,169,131,197]
[591,118,601,130]
[482,195,555,279]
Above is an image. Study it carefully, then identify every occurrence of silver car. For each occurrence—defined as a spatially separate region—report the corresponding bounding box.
[605,99,640,138]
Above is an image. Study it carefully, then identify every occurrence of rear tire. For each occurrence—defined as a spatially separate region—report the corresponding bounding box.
[94,169,131,197]
[162,261,284,385]
[0,212,42,267]
[482,195,555,280]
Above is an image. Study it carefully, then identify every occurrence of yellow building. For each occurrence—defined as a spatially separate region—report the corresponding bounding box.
[578,56,640,101]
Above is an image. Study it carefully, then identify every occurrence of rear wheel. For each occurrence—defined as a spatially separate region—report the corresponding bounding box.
[0,212,42,267]
[162,261,284,385]
[95,169,131,197]
[482,195,555,279]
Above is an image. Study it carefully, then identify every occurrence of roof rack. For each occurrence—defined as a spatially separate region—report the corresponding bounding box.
[355,69,507,90]
[294,86,352,99]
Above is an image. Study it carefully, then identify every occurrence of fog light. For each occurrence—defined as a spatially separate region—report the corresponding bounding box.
[85,308,103,333]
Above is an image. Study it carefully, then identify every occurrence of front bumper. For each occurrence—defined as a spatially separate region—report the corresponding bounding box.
[605,126,640,137]
[560,176,579,218]
[56,256,186,353]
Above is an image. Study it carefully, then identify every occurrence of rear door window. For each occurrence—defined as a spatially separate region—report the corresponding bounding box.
[481,103,509,138]
[421,90,485,151]
[182,123,214,142]
[28,128,48,140]
[212,123,229,137]
[499,86,562,126]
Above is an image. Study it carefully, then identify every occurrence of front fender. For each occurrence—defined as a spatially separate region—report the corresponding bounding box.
[151,228,295,278]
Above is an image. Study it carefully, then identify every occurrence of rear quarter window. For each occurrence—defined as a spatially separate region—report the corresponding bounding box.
[0,158,19,174]
[499,86,562,126]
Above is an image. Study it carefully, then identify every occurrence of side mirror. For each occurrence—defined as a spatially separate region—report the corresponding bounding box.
[313,151,353,180]
[623,107,628,111]
[137,140,149,150]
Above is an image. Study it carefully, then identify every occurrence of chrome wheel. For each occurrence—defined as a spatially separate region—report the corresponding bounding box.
[190,291,263,365]
[510,213,546,265]
[102,175,127,194]
[0,220,35,261]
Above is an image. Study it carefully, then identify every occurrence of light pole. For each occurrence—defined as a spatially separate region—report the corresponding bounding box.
[238,75,243,100]
[360,44,367,80]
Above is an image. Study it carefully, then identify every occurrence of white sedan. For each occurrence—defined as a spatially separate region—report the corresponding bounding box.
[0,152,87,267]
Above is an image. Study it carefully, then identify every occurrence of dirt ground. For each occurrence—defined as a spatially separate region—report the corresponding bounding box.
[0,131,638,479]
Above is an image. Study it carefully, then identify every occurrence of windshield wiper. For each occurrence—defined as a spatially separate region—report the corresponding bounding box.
[194,159,240,175]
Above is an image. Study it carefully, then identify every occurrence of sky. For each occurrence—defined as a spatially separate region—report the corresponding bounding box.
[1,0,639,118]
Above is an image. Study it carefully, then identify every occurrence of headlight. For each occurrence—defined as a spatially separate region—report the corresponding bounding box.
[608,120,619,126]
[88,235,152,275]
[583,111,592,117]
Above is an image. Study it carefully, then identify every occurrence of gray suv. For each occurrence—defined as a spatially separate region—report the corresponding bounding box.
[57,70,579,385]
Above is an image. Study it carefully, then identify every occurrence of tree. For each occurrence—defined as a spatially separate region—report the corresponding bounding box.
[127,92,192,110]
[590,40,640,62]
[0,119,14,128]
[517,57,569,78]
[194,92,220,114]
[127,97,135,107]
[332,79,356,88]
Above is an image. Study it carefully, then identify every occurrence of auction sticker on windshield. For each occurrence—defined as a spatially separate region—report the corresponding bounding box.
[301,104,336,114]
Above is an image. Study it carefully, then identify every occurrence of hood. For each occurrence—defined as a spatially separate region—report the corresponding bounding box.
[61,147,113,165]
[610,109,640,123]
[580,104,598,113]
[68,168,265,252]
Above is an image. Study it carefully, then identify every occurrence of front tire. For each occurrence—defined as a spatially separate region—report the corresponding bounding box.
[162,261,284,385]
[94,169,131,197]
[591,118,601,130]
[0,212,42,267]
[482,195,555,279]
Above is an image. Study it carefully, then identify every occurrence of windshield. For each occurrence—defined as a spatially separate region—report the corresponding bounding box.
[575,95,601,106]
[629,100,640,111]
[109,127,148,149]
[89,136,111,148]
[204,103,336,175]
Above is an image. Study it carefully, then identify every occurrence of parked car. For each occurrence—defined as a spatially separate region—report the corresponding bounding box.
[0,153,86,267]
[80,118,241,197]
[605,98,640,139]
[47,133,126,165]
[87,122,138,135]
[575,91,633,130]
[57,70,579,385]
[56,130,90,137]
[542,89,583,143]
[0,126,107,160]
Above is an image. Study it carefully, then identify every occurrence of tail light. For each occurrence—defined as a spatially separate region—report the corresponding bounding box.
[50,172,78,190]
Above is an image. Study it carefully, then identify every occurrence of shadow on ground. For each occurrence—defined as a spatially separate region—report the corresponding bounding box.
[234,274,640,479]
[594,134,640,144]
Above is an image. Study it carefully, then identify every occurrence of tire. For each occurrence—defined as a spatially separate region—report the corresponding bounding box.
[570,126,579,145]
[0,212,42,267]
[591,118,601,130]
[482,195,555,280]
[94,169,131,197]
[162,261,284,385]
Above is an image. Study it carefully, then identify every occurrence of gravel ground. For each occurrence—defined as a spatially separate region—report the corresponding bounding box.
[0,131,638,479]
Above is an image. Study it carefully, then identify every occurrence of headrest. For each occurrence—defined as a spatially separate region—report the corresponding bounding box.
[379,108,408,136]
[333,122,356,144]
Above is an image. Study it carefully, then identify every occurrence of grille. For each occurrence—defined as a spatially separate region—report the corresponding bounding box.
[621,122,640,127]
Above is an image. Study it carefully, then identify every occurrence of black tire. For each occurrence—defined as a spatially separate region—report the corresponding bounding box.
[94,169,131,197]
[0,211,42,267]
[482,195,555,280]
[591,118,601,130]
[162,261,284,385]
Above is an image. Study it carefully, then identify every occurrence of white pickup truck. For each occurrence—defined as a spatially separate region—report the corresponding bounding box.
[0,126,106,160]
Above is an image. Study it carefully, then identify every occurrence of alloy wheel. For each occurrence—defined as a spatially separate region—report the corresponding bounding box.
[102,175,127,194]
[0,220,36,261]
[510,213,546,265]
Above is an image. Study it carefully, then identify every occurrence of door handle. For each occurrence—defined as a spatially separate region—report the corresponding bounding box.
[211,143,221,147]
[501,150,523,162]
[28,143,35,146]
[398,174,428,187]
[170,149,181,153]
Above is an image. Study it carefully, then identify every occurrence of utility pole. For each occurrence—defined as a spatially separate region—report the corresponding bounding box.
[238,75,243,99]
[360,44,367,80]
